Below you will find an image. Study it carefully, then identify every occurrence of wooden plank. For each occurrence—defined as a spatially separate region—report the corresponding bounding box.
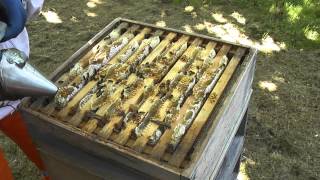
[140,32,177,65]
[119,38,202,148]
[52,22,131,87]
[48,18,122,82]
[72,22,130,72]
[55,26,146,120]
[124,30,164,66]
[93,33,177,136]
[150,44,232,160]
[187,59,255,179]
[79,30,166,131]
[98,35,189,139]
[168,47,246,167]
[81,75,139,132]
[66,27,152,125]
[131,42,217,153]
[63,22,129,86]
[53,22,128,89]
[40,25,139,116]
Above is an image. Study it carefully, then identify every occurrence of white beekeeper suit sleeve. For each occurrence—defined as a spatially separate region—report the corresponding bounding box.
[0,0,44,119]
[0,0,44,57]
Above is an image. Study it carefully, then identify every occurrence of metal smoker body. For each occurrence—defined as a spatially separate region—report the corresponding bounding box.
[0,49,57,100]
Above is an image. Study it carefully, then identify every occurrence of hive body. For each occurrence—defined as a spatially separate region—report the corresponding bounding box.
[21,18,257,180]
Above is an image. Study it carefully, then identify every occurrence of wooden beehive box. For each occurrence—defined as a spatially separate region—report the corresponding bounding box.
[20,18,257,179]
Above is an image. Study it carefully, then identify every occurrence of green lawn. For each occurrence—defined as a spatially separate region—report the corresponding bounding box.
[0,0,319,179]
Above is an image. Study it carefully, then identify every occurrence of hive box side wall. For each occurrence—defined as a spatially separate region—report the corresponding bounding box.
[38,151,103,180]
[20,109,181,180]
[215,111,248,180]
[181,49,257,179]
[37,133,157,180]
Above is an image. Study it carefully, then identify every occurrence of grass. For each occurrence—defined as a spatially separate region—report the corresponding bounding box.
[0,0,319,179]
[0,134,40,179]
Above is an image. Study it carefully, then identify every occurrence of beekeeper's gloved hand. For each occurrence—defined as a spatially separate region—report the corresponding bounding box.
[0,21,6,41]
[0,0,27,42]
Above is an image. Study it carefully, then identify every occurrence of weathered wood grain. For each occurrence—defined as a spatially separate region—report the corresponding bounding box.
[111,37,196,144]
[150,44,231,160]
[95,33,178,138]
[55,26,145,120]
[80,29,163,131]
[66,27,152,126]
[168,48,246,167]
[131,42,217,153]
[39,25,139,116]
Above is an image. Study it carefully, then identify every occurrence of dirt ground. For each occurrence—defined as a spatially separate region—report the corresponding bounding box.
[0,0,319,179]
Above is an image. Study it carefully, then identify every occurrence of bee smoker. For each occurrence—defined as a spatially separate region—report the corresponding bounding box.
[0,49,57,100]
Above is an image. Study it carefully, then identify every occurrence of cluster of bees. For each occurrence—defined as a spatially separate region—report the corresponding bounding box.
[53,22,231,150]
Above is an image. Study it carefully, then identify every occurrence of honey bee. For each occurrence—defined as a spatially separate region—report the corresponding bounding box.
[177,75,191,90]
[208,92,218,103]
[99,63,121,78]
[143,84,155,98]
[54,86,77,108]
[69,63,84,79]
[157,80,170,97]
[148,129,162,146]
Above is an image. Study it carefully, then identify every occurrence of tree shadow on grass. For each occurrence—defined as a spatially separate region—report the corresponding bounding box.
[176,0,320,50]
[242,50,320,180]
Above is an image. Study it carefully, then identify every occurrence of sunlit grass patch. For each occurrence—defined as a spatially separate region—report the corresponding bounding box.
[87,2,97,8]
[258,81,277,92]
[182,24,194,33]
[41,10,62,24]
[230,11,246,25]
[304,27,319,41]
[285,3,303,23]
[85,11,98,17]
[184,5,194,12]
[211,12,227,23]
[155,20,167,27]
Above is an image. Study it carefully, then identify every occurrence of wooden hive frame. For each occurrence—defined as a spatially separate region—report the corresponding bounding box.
[20,18,257,180]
